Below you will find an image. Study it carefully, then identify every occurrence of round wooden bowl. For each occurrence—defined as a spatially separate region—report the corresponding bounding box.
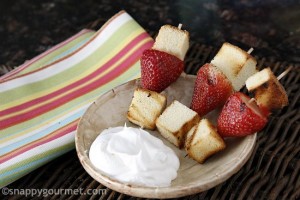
[75,74,256,199]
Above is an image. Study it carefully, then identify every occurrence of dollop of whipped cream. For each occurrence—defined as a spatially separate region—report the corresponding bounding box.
[89,125,180,187]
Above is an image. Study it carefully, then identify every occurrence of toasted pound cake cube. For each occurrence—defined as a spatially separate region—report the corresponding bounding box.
[152,25,189,61]
[185,119,226,164]
[246,67,288,111]
[211,42,257,91]
[156,100,200,148]
[127,88,167,130]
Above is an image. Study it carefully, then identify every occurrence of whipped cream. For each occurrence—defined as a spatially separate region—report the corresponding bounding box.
[89,126,180,187]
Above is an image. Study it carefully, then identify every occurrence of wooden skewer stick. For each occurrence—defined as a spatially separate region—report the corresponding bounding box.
[246,47,255,105]
[277,65,293,81]
[248,98,256,104]
[247,47,254,54]
[178,23,182,30]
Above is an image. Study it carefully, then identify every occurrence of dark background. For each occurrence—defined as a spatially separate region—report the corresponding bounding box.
[0,0,299,69]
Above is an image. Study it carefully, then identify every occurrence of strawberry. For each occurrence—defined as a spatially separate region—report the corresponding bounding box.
[217,92,268,137]
[140,49,184,92]
[190,63,233,116]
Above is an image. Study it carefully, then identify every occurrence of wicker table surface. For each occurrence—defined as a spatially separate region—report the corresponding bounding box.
[1,1,299,199]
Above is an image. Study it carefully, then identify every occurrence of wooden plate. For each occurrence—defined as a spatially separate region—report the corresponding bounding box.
[75,74,256,199]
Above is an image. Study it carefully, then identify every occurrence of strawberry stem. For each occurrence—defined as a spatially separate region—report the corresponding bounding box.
[277,65,293,81]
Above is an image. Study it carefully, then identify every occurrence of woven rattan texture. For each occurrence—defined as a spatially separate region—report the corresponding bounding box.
[1,43,299,200]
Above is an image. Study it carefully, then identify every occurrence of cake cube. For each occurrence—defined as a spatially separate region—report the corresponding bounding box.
[156,100,200,148]
[185,119,226,164]
[211,42,257,91]
[152,24,189,61]
[127,88,167,130]
[246,67,288,111]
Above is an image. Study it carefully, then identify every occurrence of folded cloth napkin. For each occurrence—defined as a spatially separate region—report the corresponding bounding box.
[0,10,154,187]
[0,29,95,81]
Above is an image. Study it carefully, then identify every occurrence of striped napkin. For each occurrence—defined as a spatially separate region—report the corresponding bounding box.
[0,11,154,187]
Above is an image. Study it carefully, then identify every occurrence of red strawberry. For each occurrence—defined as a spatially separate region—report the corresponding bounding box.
[217,92,268,137]
[140,49,184,92]
[191,63,233,116]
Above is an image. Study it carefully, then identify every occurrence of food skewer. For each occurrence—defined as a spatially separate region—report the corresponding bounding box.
[247,65,292,104]
[141,23,190,92]
[216,45,289,137]
[191,43,258,117]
